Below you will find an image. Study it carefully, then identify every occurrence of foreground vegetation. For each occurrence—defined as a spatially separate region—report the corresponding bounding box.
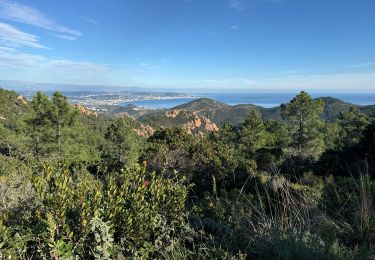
[1,88,375,259]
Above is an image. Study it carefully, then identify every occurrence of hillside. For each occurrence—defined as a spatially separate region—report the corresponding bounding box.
[174,98,230,110]
[0,88,30,130]
[93,104,163,119]
[140,98,272,127]
[140,96,375,128]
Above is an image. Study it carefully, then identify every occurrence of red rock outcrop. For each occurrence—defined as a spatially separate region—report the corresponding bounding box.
[165,109,181,118]
[182,112,219,133]
[202,117,219,132]
[134,124,155,138]
[159,109,220,135]
[16,96,27,105]
[73,104,98,117]
[193,113,202,128]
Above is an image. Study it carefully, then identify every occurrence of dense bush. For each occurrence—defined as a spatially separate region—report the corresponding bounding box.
[0,163,187,258]
[1,90,375,258]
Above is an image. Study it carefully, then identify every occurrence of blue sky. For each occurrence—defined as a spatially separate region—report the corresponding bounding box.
[0,0,375,91]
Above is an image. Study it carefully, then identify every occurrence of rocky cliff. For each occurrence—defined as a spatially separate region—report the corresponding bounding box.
[73,104,98,117]
[140,108,219,134]
[134,124,155,138]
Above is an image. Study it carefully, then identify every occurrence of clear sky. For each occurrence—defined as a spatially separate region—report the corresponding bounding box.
[0,0,375,91]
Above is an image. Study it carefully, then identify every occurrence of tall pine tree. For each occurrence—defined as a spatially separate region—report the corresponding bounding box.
[239,111,267,158]
[282,91,325,160]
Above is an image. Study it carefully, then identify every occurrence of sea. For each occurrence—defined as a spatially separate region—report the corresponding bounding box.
[121,92,375,109]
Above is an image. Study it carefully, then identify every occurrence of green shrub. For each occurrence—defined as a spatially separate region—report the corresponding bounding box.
[0,162,188,258]
[251,227,353,260]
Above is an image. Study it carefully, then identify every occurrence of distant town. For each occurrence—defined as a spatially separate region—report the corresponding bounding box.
[20,90,194,110]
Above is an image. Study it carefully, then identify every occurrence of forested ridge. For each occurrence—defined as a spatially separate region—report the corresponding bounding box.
[1,88,375,259]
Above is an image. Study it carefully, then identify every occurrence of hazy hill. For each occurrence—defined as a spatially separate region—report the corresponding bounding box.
[318,97,358,120]
[174,98,230,111]
[317,97,375,120]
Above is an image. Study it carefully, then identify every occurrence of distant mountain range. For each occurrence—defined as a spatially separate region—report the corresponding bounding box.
[0,80,142,92]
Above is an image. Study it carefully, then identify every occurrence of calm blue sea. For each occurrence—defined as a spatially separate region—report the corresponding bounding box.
[122,92,375,109]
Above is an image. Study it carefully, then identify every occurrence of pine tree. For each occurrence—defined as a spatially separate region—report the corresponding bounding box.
[337,107,371,148]
[239,111,266,158]
[282,91,325,160]
[28,92,54,158]
[101,118,140,172]
[50,92,78,160]
[213,122,240,146]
